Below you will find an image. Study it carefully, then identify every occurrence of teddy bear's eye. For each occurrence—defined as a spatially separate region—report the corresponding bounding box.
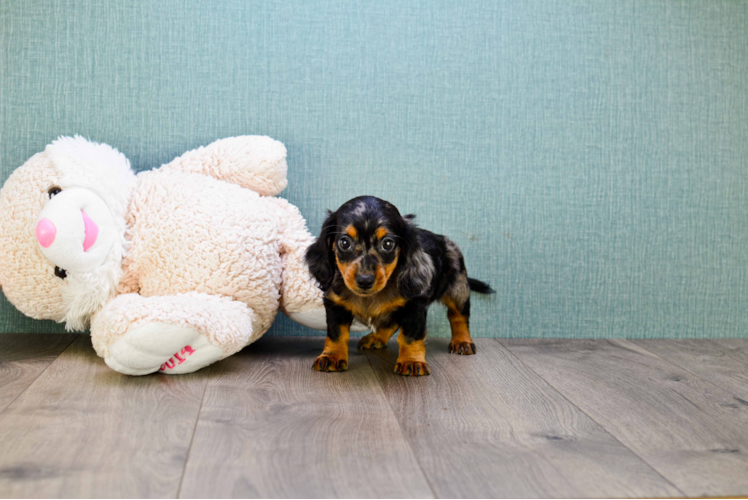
[48,187,62,198]
[54,266,67,279]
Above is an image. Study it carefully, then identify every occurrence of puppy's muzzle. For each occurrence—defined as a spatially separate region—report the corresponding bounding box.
[355,273,376,290]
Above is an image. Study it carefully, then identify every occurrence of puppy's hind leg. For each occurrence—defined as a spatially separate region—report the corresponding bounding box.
[394,303,430,376]
[358,324,399,350]
[443,290,477,355]
[442,239,477,355]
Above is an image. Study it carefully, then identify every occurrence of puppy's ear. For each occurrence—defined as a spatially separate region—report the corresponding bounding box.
[396,217,435,299]
[305,210,338,291]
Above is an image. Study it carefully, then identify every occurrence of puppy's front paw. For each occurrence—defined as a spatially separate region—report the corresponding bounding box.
[313,354,348,372]
[394,360,431,377]
[448,341,477,355]
[358,333,389,350]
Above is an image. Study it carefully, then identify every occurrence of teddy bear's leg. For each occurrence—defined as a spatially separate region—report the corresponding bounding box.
[159,136,288,196]
[90,293,256,375]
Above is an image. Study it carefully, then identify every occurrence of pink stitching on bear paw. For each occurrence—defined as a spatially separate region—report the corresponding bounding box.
[159,345,196,371]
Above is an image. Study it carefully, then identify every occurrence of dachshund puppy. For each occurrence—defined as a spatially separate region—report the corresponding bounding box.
[305,196,494,376]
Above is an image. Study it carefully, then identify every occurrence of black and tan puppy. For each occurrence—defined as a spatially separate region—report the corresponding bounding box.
[305,196,494,376]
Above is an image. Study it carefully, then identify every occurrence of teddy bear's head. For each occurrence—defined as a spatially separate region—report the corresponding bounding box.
[0,137,136,330]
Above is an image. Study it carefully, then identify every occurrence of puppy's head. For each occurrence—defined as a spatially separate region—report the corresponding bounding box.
[306,196,430,298]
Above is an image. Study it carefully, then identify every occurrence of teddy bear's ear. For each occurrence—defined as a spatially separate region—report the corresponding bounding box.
[46,136,136,216]
[47,135,133,180]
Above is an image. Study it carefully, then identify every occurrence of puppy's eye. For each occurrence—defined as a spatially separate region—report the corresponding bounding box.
[54,266,67,279]
[338,236,353,251]
[48,187,62,198]
[381,237,396,252]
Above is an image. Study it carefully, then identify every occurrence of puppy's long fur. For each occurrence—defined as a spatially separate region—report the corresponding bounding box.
[305,196,494,376]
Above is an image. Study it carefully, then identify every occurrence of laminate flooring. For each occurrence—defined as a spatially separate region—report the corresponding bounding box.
[2,335,747,498]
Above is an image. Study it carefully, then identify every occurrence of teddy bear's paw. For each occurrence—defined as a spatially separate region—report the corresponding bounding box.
[105,322,223,376]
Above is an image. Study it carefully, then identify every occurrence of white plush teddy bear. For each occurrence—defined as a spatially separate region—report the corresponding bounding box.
[0,136,333,375]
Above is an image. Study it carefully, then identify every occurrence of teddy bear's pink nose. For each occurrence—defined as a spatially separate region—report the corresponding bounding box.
[36,218,56,248]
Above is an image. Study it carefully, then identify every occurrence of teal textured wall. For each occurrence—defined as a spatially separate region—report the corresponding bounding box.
[1,0,747,338]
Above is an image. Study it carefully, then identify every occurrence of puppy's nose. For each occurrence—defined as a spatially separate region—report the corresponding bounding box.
[355,273,376,290]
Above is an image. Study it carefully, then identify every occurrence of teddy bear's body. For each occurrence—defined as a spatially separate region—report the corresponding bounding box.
[120,169,288,335]
[0,136,336,375]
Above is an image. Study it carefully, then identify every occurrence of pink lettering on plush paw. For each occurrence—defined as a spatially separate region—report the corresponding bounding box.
[159,345,196,371]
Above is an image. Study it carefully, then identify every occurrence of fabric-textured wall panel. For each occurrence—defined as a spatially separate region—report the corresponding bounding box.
[1,0,747,338]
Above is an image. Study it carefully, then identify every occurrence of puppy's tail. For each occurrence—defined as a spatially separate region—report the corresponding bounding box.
[468,278,495,295]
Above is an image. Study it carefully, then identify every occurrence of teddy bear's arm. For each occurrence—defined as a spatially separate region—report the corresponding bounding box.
[269,198,324,314]
[267,198,368,332]
[90,292,257,375]
[159,136,288,196]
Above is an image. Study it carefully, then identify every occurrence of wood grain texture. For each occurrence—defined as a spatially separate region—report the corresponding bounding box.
[634,339,748,402]
[0,335,209,498]
[179,337,433,499]
[713,338,748,360]
[366,337,681,498]
[0,334,77,414]
[502,339,748,497]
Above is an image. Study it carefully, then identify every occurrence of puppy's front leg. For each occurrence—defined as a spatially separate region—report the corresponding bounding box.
[394,302,430,376]
[313,297,353,372]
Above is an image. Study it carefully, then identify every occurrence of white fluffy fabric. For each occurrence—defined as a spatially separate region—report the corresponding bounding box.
[46,135,136,217]
[63,248,124,331]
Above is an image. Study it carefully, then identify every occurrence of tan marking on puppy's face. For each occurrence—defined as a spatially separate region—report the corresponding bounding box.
[337,250,399,296]
[371,248,399,293]
[334,224,400,296]
[336,252,363,294]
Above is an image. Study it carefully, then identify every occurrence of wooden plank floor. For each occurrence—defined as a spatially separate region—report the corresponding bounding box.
[0,335,746,498]
[0,336,210,498]
[366,338,679,498]
[634,339,748,402]
[179,337,432,498]
[0,334,77,414]
[502,339,748,498]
